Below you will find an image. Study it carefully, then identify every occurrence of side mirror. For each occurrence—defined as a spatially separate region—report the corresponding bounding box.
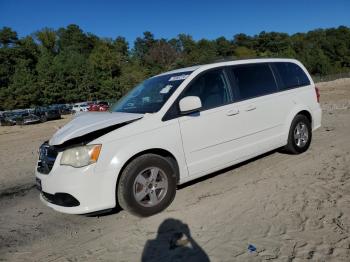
[179,96,202,114]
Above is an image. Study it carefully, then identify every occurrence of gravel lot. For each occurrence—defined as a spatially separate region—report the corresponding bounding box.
[1,79,350,261]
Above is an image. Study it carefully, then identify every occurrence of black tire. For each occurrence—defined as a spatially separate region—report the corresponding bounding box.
[117,154,177,217]
[40,115,47,123]
[284,114,312,154]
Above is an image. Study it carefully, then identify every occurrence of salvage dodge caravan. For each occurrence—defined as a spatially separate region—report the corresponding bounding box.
[36,58,322,216]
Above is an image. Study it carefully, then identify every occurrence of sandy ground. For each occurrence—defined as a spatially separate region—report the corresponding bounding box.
[0,116,72,195]
[0,79,350,261]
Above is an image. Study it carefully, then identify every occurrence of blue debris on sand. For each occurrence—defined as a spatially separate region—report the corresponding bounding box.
[248,244,257,253]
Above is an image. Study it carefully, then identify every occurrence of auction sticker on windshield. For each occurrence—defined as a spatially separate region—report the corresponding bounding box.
[168,74,189,81]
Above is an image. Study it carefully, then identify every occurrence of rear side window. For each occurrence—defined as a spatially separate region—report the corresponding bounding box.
[230,63,277,100]
[273,62,310,90]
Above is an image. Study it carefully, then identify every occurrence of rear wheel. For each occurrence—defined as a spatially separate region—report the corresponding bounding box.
[16,120,24,125]
[40,115,47,122]
[284,114,312,154]
[117,154,177,217]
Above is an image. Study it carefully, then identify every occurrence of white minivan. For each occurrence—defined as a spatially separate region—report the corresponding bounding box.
[36,58,321,216]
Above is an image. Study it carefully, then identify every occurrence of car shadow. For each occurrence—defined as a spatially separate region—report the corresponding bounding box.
[141,218,210,262]
[84,206,123,217]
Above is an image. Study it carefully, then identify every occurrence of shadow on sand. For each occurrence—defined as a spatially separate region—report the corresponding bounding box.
[142,218,210,262]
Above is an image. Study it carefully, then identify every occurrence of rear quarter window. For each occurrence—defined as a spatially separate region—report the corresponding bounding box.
[230,63,278,100]
[273,62,310,90]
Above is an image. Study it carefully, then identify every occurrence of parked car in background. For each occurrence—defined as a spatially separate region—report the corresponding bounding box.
[15,112,41,125]
[72,103,89,114]
[1,110,40,125]
[33,107,61,122]
[0,111,16,126]
[50,104,72,115]
[5,111,25,125]
[88,101,110,112]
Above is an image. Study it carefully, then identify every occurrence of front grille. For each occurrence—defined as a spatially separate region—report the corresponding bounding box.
[37,142,58,174]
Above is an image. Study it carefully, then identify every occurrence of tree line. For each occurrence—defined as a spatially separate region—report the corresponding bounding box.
[0,24,350,110]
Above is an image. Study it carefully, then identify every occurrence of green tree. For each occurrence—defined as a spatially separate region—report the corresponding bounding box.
[133,31,155,62]
[0,27,18,47]
[57,24,94,54]
[145,39,180,72]
[215,37,235,58]
[88,40,124,100]
[234,46,256,58]
[35,28,57,52]
[5,59,38,108]
[1,25,350,110]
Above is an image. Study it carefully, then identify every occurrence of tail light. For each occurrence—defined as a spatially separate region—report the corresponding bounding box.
[315,86,320,103]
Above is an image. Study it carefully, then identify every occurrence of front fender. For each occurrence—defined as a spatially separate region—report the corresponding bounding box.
[93,120,188,198]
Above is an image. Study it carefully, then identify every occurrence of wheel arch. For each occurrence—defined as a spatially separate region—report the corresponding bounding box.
[284,106,313,141]
[115,148,180,205]
[296,110,312,126]
[283,109,313,154]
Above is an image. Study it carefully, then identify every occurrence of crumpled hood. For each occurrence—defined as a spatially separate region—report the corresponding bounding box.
[49,112,144,145]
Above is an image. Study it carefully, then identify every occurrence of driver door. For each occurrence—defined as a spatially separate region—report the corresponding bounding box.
[178,69,236,176]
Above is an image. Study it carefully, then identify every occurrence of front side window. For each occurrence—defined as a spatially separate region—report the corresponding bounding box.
[181,69,230,111]
[113,71,193,114]
[273,62,310,90]
[230,63,277,100]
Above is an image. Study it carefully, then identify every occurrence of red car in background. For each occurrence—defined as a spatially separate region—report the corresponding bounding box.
[88,101,110,112]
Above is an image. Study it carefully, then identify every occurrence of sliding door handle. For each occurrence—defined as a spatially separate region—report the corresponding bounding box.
[245,105,256,111]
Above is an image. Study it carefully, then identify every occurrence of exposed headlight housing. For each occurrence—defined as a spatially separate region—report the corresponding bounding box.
[60,144,102,168]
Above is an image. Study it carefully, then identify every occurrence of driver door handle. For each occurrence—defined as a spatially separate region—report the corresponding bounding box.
[226,108,240,116]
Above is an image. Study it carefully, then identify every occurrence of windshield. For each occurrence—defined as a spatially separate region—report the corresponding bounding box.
[112,71,193,114]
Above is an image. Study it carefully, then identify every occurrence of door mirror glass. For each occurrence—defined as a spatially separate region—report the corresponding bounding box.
[179,96,202,114]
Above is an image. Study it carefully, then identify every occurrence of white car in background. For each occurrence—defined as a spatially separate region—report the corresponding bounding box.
[36,58,321,217]
[72,103,89,114]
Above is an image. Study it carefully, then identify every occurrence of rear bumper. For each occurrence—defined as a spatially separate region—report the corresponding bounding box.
[312,106,322,131]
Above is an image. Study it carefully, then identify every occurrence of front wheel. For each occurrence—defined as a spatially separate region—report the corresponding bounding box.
[284,114,312,154]
[117,154,177,217]
[40,115,47,122]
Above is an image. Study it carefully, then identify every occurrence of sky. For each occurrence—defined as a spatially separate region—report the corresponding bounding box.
[1,0,350,44]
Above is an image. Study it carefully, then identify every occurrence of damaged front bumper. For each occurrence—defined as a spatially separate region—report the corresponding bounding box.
[36,153,119,214]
